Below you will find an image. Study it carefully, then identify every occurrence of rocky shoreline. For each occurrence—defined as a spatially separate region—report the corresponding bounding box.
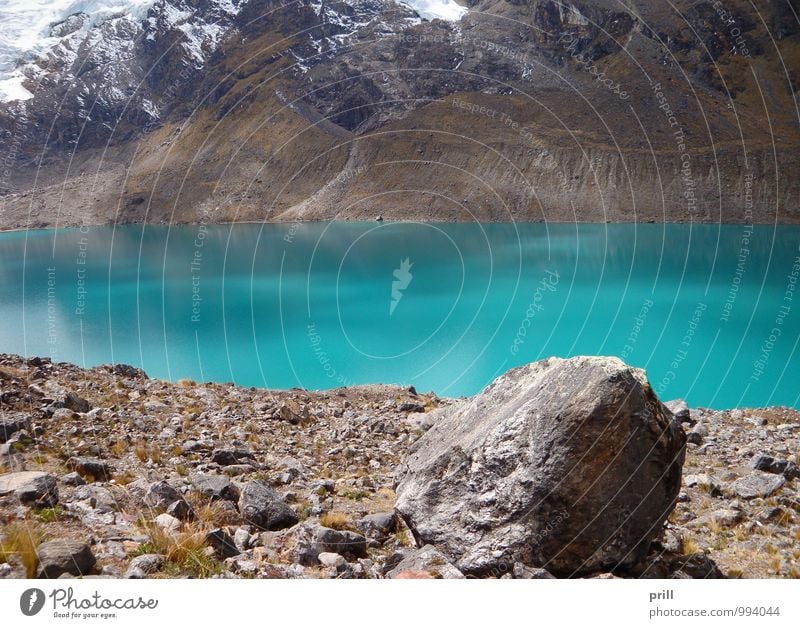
[1,353,798,579]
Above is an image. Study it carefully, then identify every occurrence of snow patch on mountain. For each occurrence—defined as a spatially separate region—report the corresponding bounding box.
[0,0,156,101]
[401,0,467,21]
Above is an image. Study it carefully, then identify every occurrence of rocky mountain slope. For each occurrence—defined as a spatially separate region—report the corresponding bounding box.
[0,0,799,229]
[1,353,799,579]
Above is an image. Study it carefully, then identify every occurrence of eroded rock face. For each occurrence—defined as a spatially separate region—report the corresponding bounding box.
[394,356,686,577]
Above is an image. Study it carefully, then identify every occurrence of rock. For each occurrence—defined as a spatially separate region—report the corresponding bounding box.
[238,481,298,531]
[686,421,708,445]
[233,528,252,552]
[355,512,398,541]
[0,471,58,507]
[278,399,308,424]
[60,472,86,486]
[212,448,255,466]
[106,363,147,379]
[685,509,743,529]
[0,555,27,578]
[398,402,425,413]
[665,399,691,423]
[513,563,556,579]
[36,540,96,578]
[64,392,91,413]
[318,552,347,568]
[315,526,368,559]
[205,528,239,558]
[385,545,464,579]
[757,506,785,523]
[394,356,686,577]
[225,556,259,576]
[166,499,194,521]
[668,553,724,579]
[143,480,183,510]
[750,454,800,480]
[191,474,239,502]
[727,472,785,499]
[66,457,113,481]
[125,554,163,578]
[74,484,117,512]
[154,513,181,534]
[0,414,31,443]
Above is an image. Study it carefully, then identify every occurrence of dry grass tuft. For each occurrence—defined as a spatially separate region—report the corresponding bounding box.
[136,520,219,578]
[681,536,700,555]
[0,522,45,577]
[319,511,354,531]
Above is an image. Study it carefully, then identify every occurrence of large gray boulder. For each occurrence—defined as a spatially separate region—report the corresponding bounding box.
[36,540,96,578]
[0,471,58,507]
[238,481,298,531]
[394,356,686,577]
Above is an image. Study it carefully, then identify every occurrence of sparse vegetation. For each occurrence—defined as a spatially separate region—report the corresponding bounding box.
[37,506,64,523]
[320,511,354,531]
[681,536,700,555]
[136,520,221,578]
[0,522,45,577]
[339,489,370,501]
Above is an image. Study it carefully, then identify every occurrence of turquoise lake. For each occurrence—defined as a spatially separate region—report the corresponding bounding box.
[0,223,798,409]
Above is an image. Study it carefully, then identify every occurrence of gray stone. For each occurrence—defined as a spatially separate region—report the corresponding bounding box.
[750,454,800,480]
[512,563,556,579]
[727,472,785,499]
[64,392,91,413]
[125,567,146,579]
[212,448,255,466]
[36,540,96,578]
[234,527,252,552]
[385,545,464,579]
[398,402,425,413]
[0,471,59,507]
[60,472,86,486]
[394,356,686,577]
[143,480,182,510]
[686,421,708,445]
[166,499,194,521]
[0,556,26,579]
[355,512,398,541]
[238,481,298,531]
[685,508,743,529]
[278,399,308,424]
[0,413,31,443]
[665,399,691,423]
[191,474,240,502]
[125,554,163,578]
[318,552,347,568]
[683,473,722,495]
[73,484,117,512]
[205,528,239,558]
[66,457,113,481]
[154,513,181,534]
[314,526,367,559]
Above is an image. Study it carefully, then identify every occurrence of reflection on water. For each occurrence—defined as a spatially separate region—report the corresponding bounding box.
[0,222,798,409]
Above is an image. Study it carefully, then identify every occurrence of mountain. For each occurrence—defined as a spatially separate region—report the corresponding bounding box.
[0,0,798,229]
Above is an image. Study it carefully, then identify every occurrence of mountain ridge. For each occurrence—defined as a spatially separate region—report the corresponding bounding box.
[1,0,798,229]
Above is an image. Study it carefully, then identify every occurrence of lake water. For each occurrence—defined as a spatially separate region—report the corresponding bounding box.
[0,223,798,409]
